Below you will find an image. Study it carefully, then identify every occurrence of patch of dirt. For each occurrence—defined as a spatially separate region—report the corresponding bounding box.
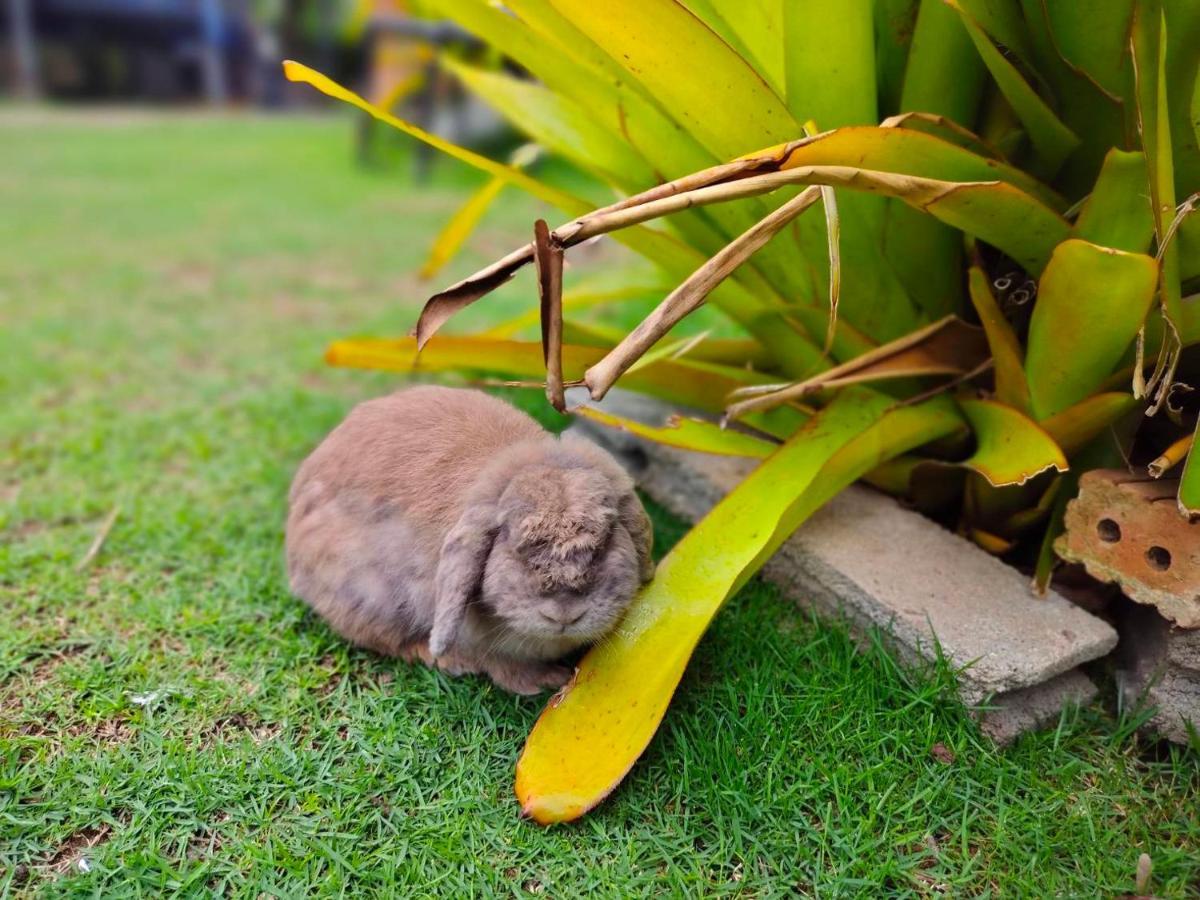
[200,712,282,749]
[185,813,230,861]
[930,743,956,765]
[43,823,112,878]
[165,262,215,295]
[1,480,20,504]
[3,514,84,543]
[7,709,134,758]
[2,641,93,694]
[79,717,135,744]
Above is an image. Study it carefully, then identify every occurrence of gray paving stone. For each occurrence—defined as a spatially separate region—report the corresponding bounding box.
[573,392,1120,741]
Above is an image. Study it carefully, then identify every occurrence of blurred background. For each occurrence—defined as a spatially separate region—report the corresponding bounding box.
[0,1,514,148]
[2,0,455,107]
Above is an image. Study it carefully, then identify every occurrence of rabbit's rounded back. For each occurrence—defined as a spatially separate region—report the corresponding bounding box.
[286,387,549,654]
[290,386,546,549]
[286,386,654,688]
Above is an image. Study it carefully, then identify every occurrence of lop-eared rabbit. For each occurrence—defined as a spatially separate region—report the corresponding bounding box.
[286,387,653,693]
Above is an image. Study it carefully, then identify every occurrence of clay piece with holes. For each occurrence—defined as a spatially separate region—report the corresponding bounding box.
[1056,469,1200,629]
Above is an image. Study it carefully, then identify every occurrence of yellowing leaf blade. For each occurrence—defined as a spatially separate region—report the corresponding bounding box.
[515,388,961,823]
[574,407,779,458]
[958,398,1068,487]
[1025,239,1160,419]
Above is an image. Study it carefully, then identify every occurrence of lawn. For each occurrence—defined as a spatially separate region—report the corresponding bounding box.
[2,111,1198,897]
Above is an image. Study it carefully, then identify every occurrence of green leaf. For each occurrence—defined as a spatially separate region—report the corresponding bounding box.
[514,387,961,824]
[874,0,920,117]
[890,0,987,318]
[1017,0,1128,195]
[683,0,786,97]
[1034,0,1135,101]
[900,0,987,125]
[1177,416,1200,517]
[546,0,796,161]
[958,398,1068,487]
[783,1,877,128]
[1132,1,1183,329]
[778,2,921,339]
[948,0,1081,177]
[440,58,657,187]
[1025,239,1160,419]
[957,0,1040,68]
[1073,150,1156,253]
[1163,0,1200,200]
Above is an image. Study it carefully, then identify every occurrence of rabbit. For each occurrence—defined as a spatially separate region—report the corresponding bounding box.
[285,386,654,694]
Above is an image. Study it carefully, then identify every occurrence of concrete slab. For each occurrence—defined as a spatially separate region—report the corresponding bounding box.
[574,392,1120,741]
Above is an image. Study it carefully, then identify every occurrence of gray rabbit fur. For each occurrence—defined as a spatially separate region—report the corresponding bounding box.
[286,386,654,694]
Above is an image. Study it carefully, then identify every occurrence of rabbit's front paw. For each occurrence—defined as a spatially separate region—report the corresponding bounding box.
[487,659,573,695]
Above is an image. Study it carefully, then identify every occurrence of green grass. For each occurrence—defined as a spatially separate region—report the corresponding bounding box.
[1,111,1198,898]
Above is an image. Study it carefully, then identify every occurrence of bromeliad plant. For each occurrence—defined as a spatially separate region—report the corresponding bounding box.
[285,0,1200,821]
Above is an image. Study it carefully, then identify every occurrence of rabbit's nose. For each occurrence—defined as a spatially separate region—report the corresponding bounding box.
[539,606,586,627]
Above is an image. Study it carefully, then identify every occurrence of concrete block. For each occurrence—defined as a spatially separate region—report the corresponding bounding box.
[1119,603,1200,744]
[574,392,1120,742]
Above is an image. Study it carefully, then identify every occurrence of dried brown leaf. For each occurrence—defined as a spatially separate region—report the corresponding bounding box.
[533,219,566,412]
[726,317,989,420]
[584,187,822,400]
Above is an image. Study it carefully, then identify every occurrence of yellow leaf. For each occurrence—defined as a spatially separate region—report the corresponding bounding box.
[514,389,962,823]
[574,407,779,458]
[282,60,586,215]
[323,335,783,416]
[967,265,1031,413]
[958,398,1068,487]
[419,176,508,280]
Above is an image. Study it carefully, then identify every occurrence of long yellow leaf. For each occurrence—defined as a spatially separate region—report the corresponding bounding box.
[281,60,586,215]
[966,265,1031,413]
[574,407,779,458]
[515,388,961,824]
[323,335,788,419]
[419,175,508,280]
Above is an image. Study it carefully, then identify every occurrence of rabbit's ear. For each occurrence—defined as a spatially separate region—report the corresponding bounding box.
[619,492,655,583]
[430,503,498,657]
